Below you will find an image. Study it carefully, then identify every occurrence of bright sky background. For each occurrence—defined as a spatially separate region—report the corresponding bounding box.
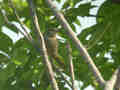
[1,0,106,90]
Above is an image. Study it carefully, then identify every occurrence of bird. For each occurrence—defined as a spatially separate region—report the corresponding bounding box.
[43,28,65,68]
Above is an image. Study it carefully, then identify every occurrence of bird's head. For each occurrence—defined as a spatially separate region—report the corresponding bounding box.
[46,28,59,37]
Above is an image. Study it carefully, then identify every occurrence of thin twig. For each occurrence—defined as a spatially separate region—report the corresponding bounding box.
[1,9,29,40]
[8,0,33,41]
[46,0,106,86]
[87,22,112,50]
[50,58,72,88]
[55,67,72,89]
[1,7,41,54]
[27,0,59,90]
[66,42,77,90]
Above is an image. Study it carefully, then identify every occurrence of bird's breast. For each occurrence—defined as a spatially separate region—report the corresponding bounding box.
[44,36,58,56]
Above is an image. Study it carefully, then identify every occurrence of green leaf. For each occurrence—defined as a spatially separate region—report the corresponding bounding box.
[12,59,22,65]
[0,32,13,52]
[75,18,81,25]
[65,3,93,16]
[62,1,70,9]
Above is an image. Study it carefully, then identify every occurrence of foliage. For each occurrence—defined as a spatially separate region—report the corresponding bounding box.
[0,0,120,90]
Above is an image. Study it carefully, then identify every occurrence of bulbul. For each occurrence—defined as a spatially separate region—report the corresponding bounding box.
[44,28,65,68]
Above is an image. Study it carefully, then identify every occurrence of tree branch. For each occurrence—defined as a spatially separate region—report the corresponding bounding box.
[66,42,77,90]
[114,67,120,90]
[46,0,106,86]
[8,0,33,42]
[1,0,42,54]
[52,62,72,89]
[27,0,59,90]
[1,9,30,40]
[104,68,120,90]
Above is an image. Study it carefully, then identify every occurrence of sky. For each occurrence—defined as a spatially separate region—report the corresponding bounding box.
[1,0,106,90]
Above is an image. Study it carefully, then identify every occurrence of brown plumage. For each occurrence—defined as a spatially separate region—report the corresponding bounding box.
[44,28,65,68]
